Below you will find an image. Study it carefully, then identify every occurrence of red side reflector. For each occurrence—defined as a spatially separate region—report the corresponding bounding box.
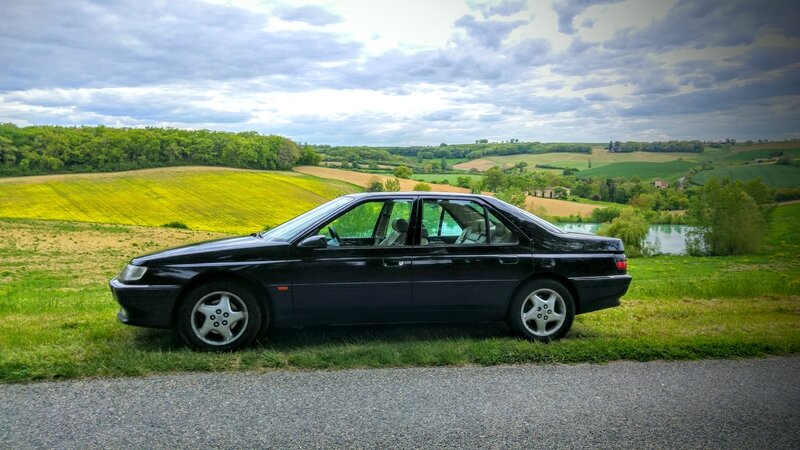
[276,286,289,292]
[616,260,627,270]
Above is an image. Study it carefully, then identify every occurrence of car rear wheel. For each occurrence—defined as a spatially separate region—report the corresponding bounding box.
[177,281,262,351]
[509,279,575,342]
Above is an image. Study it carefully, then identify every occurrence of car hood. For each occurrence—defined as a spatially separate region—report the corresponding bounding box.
[131,235,289,266]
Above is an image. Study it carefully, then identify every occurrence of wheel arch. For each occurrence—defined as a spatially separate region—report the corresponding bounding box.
[506,272,581,315]
[171,271,273,328]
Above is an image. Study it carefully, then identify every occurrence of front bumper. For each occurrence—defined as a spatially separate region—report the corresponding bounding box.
[569,274,632,314]
[109,278,182,328]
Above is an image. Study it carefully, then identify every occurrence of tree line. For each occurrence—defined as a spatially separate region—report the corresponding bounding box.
[313,141,592,165]
[608,140,704,153]
[0,124,320,176]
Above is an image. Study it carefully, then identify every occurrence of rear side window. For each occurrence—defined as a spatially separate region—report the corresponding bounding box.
[421,199,517,245]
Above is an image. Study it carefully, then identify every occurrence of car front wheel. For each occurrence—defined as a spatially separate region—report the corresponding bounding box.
[177,281,262,351]
[510,279,575,342]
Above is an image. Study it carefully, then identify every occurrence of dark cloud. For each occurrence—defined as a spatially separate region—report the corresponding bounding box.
[622,68,800,116]
[584,92,612,102]
[0,0,360,90]
[454,14,527,49]
[606,0,800,52]
[552,0,623,34]
[273,4,342,26]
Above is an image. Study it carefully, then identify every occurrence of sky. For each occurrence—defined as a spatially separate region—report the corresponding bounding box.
[1,0,799,145]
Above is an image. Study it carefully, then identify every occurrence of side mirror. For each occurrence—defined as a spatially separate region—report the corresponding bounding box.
[298,235,328,249]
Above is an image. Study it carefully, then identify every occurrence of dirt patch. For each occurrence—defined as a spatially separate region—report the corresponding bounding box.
[0,219,226,285]
[295,166,469,193]
[452,159,500,172]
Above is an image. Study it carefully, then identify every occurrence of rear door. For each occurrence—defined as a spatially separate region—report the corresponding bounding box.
[411,197,532,319]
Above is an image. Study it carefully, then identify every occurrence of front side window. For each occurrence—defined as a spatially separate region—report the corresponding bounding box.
[421,199,517,245]
[316,199,412,247]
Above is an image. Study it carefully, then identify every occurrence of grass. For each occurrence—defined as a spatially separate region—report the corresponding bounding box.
[1,203,799,382]
[691,164,800,187]
[0,166,357,234]
[577,161,697,182]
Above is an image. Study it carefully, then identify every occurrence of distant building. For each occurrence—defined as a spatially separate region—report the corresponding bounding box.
[653,180,669,189]
[533,187,571,198]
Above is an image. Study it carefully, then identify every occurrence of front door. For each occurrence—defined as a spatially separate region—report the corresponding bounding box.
[290,198,415,322]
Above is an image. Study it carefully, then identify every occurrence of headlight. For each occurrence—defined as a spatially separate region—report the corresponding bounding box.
[118,264,147,283]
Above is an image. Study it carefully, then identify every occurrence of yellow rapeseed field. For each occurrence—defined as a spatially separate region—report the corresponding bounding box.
[0,166,358,234]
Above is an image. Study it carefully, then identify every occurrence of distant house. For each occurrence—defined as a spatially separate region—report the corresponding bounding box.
[653,180,669,189]
[533,187,571,198]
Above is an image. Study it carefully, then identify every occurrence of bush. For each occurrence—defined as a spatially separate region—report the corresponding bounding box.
[393,165,413,179]
[496,188,527,207]
[366,177,385,192]
[589,207,621,223]
[383,178,401,192]
[162,221,189,229]
[412,182,432,191]
[685,177,767,256]
[597,209,655,257]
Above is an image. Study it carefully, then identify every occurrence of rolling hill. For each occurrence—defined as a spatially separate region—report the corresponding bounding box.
[0,167,357,234]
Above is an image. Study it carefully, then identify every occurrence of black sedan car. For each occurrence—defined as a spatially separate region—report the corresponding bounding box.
[110,192,631,350]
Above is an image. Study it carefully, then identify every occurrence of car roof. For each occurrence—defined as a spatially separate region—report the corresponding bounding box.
[344,191,497,202]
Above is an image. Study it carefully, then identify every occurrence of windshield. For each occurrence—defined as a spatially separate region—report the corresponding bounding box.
[505,203,565,234]
[259,196,355,242]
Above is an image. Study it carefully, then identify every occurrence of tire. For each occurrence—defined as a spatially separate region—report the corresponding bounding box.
[177,281,263,351]
[509,279,575,342]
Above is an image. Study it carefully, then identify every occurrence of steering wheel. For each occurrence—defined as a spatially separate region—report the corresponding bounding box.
[328,226,341,244]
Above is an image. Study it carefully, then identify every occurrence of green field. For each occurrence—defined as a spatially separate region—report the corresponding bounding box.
[457,148,709,172]
[577,161,697,182]
[0,167,358,234]
[691,164,800,187]
[718,147,800,162]
[1,202,798,383]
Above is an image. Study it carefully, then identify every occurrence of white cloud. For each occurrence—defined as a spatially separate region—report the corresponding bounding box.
[0,0,798,143]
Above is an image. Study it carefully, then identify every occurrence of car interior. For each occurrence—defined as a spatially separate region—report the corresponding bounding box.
[316,198,517,247]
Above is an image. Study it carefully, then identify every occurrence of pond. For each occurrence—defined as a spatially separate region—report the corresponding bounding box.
[555,223,696,255]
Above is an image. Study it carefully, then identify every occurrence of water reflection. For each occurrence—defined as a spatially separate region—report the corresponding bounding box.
[556,223,695,255]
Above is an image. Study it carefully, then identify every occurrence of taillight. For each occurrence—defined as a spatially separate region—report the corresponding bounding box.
[614,254,627,270]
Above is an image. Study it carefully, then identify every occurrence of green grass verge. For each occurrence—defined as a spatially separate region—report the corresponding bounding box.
[691,164,800,187]
[0,205,799,383]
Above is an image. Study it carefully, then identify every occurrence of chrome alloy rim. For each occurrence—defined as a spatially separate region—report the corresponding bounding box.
[520,288,565,337]
[190,291,249,346]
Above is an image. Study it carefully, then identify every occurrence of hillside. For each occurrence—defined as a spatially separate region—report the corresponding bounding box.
[294,166,599,217]
[0,166,357,234]
[691,164,800,187]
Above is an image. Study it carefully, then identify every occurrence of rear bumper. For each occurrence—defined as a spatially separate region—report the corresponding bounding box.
[569,274,632,314]
[109,278,182,328]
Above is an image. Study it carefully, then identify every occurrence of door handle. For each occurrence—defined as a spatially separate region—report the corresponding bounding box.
[383,259,406,267]
[499,257,519,265]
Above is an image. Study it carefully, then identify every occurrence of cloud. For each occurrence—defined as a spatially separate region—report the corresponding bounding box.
[454,14,528,49]
[273,4,342,26]
[0,0,360,90]
[552,0,623,34]
[482,0,528,17]
[606,0,800,52]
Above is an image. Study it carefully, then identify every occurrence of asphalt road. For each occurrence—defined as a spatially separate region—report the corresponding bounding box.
[1,357,799,449]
